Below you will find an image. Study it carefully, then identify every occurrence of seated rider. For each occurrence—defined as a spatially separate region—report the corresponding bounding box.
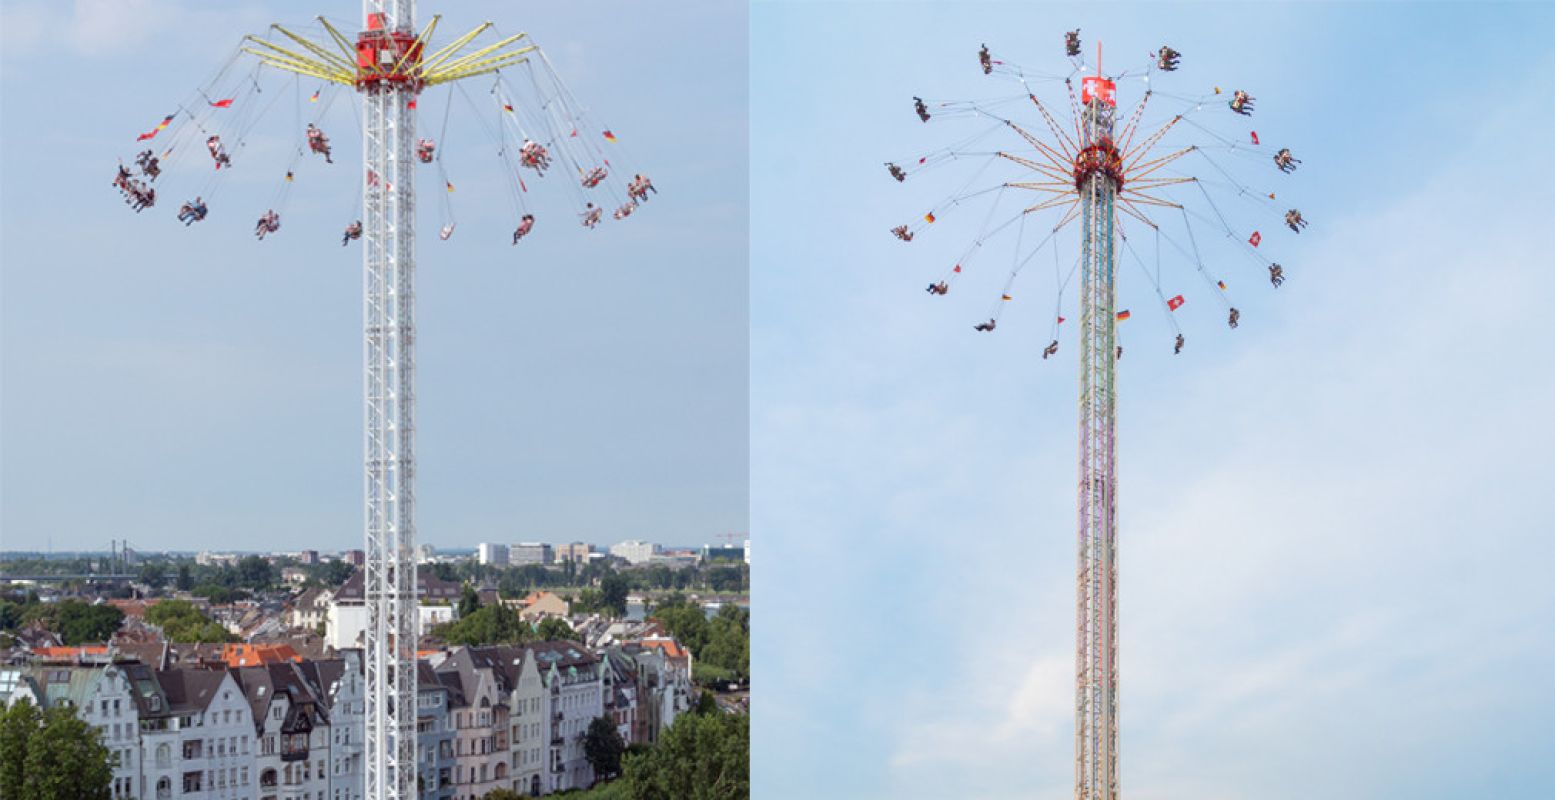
[582,167,607,188]
[1041,340,1059,360]
[416,138,436,163]
[1284,208,1307,232]
[979,44,993,75]
[1228,307,1240,329]
[925,281,949,296]
[613,202,637,220]
[1269,263,1284,287]
[255,210,280,240]
[1157,46,1181,71]
[913,96,930,123]
[306,124,333,163]
[886,163,906,182]
[974,319,996,332]
[207,135,232,169]
[439,223,455,241]
[581,203,603,228]
[891,225,913,242]
[1065,29,1081,57]
[1174,333,1185,355]
[342,220,363,246]
[1274,148,1301,173]
[513,214,535,244]
[1115,345,1122,360]
[1229,90,1254,116]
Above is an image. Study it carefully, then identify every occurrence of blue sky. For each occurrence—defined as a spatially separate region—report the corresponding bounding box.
[0,0,748,553]
[752,2,1555,798]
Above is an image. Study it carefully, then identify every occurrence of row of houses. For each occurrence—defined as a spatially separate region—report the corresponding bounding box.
[0,639,694,800]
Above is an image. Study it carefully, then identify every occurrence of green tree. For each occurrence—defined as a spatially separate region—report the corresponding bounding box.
[175,563,193,591]
[6,704,115,800]
[583,715,626,780]
[652,599,709,657]
[236,556,273,590]
[536,616,580,642]
[600,574,629,618]
[318,560,354,587]
[458,585,482,618]
[144,600,233,643]
[624,710,747,800]
[435,605,531,646]
[0,700,41,799]
[54,601,123,645]
[137,563,166,590]
[0,600,23,631]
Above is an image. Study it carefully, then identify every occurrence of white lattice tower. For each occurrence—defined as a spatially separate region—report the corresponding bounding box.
[1074,78,1120,800]
[360,2,417,799]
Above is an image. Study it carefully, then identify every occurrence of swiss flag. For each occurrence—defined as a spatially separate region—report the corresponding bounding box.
[1248,231,1262,247]
[1167,295,1185,311]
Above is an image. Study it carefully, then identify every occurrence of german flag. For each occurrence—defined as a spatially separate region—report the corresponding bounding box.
[602,130,618,143]
[924,212,937,224]
[1217,280,1227,290]
[1115,310,1131,321]
[136,114,175,142]
[1001,294,1012,301]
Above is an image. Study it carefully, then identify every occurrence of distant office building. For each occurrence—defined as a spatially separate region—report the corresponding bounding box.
[417,543,437,564]
[298,549,319,565]
[509,542,552,565]
[477,543,509,566]
[700,545,744,563]
[553,543,592,564]
[342,549,366,566]
[609,540,659,565]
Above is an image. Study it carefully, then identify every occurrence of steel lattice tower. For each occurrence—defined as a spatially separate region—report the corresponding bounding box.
[1074,81,1120,800]
[239,5,540,797]
[360,3,418,798]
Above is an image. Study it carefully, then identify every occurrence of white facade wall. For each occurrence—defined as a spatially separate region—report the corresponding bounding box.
[477,543,509,566]
[607,541,658,565]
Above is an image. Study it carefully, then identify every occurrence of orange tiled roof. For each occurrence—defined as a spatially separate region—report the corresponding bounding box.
[638,637,686,660]
[33,645,110,658]
[219,643,302,667]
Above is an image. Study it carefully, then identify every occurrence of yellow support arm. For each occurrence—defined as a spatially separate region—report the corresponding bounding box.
[423,32,530,82]
[416,23,493,77]
[390,16,441,80]
[270,24,357,75]
[425,47,535,85]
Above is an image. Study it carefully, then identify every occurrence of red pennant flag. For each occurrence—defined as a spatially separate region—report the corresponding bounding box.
[924,212,936,224]
[518,176,527,193]
[570,128,578,137]
[1057,316,1066,324]
[953,264,962,273]
[918,156,927,164]
[503,103,514,113]
[209,98,235,108]
[408,98,417,109]
[1248,231,1262,247]
[1250,131,1259,145]
[1167,294,1185,311]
